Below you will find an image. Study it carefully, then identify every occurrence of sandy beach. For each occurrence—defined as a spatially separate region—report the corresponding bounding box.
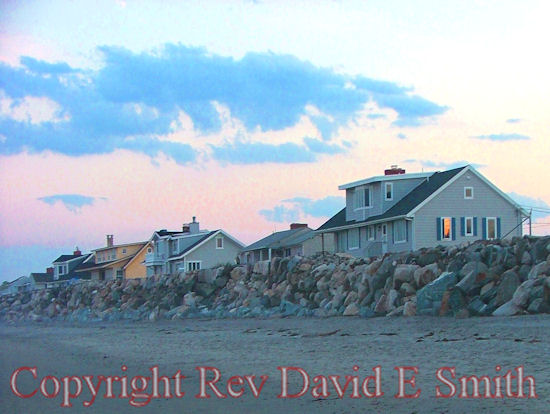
[1,315,549,413]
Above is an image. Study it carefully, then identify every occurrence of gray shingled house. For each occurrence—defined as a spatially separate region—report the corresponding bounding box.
[240,224,318,264]
[145,217,245,277]
[316,165,528,257]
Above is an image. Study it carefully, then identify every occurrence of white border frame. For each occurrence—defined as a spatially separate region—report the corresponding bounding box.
[465,216,474,236]
[486,217,497,240]
[441,217,452,241]
[384,182,394,201]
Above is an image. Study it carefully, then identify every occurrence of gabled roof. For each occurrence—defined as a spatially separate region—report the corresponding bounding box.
[93,241,146,252]
[123,241,152,270]
[317,166,468,232]
[243,227,313,251]
[338,172,433,190]
[30,273,53,283]
[167,231,217,260]
[53,254,83,263]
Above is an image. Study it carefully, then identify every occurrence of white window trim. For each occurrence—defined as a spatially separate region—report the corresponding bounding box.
[215,236,224,249]
[464,187,474,199]
[367,226,375,241]
[348,228,360,250]
[486,217,497,240]
[465,217,474,236]
[354,186,373,211]
[384,182,393,201]
[186,261,202,271]
[441,217,452,241]
[394,221,407,244]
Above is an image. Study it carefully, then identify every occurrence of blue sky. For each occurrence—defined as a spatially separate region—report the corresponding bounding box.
[0,0,549,282]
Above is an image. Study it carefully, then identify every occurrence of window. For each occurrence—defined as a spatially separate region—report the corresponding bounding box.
[486,217,497,240]
[367,226,375,241]
[464,187,474,199]
[116,270,123,279]
[122,248,127,254]
[354,187,371,209]
[385,182,393,201]
[216,237,224,249]
[285,248,291,257]
[58,265,64,275]
[465,217,473,236]
[172,240,179,253]
[147,247,152,253]
[394,220,407,243]
[441,217,452,240]
[348,228,359,249]
[187,261,201,271]
[337,231,348,252]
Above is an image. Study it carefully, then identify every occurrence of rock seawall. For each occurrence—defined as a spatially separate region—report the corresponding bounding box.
[2,236,550,323]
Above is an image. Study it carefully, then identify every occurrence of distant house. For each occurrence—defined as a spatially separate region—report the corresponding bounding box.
[145,217,245,277]
[52,248,92,282]
[317,165,528,257]
[29,271,54,290]
[123,241,152,280]
[240,223,330,264]
[0,276,31,296]
[76,236,146,281]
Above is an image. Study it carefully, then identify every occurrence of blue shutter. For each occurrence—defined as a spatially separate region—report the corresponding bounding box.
[460,217,465,237]
[482,217,487,240]
[406,221,409,242]
[452,218,456,240]
[392,222,394,244]
[473,217,478,236]
[436,217,441,241]
[497,218,501,239]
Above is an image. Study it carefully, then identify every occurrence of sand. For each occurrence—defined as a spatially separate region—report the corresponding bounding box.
[1,315,549,413]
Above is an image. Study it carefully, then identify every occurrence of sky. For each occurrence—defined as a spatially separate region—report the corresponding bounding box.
[1,0,549,282]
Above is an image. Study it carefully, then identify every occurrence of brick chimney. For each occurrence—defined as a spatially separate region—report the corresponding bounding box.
[384,165,406,175]
[46,267,54,274]
[189,216,200,234]
[106,235,114,247]
[73,246,81,256]
[290,223,308,230]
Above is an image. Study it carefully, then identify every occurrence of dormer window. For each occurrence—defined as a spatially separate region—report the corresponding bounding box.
[354,187,372,209]
[384,182,393,201]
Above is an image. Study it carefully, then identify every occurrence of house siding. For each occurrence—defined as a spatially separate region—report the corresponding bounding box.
[413,172,522,249]
[124,245,149,279]
[178,234,241,271]
[380,178,425,213]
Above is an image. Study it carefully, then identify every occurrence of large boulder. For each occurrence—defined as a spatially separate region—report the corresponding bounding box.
[414,263,440,288]
[493,300,522,316]
[495,270,520,306]
[416,272,458,315]
[393,264,419,288]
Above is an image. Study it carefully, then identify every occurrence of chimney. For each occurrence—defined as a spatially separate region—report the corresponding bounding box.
[73,246,81,256]
[189,217,200,234]
[46,267,54,274]
[290,223,308,230]
[106,235,114,247]
[384,165,406,176]
[182,224,190,233]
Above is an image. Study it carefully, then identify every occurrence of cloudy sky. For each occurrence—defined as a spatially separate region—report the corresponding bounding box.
[1,0,549,281]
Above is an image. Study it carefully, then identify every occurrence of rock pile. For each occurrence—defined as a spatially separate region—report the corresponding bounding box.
[1,236,550,322]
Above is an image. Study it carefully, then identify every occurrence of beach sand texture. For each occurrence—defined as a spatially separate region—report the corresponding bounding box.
[2,315,549,413]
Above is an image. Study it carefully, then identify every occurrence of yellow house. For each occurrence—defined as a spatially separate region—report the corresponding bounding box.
[123,241,151,280]
[76,235,146,281]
